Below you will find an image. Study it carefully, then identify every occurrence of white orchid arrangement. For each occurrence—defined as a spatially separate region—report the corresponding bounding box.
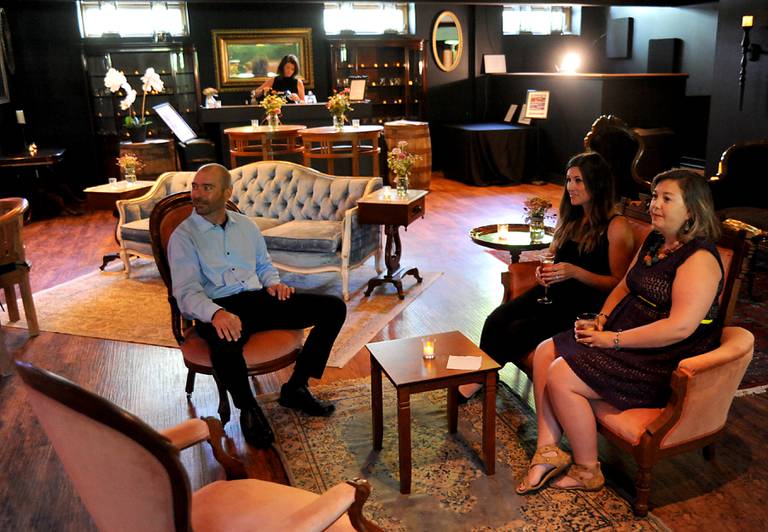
[104,67,165,129]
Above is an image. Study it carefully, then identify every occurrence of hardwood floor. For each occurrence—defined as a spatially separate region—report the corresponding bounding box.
[1,174,766,531]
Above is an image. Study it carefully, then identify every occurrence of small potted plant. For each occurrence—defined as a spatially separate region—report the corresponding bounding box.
[523,196,553,243]
[326,88,353,130]
[104,67,165,142]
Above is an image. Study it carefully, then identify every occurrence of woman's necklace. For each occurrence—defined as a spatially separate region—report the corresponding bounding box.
[643,239,683,266]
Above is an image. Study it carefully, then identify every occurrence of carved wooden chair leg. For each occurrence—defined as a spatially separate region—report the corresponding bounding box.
[633,464,653,517]
[185,370,196,398]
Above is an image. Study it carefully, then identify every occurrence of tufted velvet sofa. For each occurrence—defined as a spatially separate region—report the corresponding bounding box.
[116,161,383,300]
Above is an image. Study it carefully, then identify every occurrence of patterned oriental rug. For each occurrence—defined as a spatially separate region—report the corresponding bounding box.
[262,378,666,531]
[486,249,768,390]
[4,260,441,368]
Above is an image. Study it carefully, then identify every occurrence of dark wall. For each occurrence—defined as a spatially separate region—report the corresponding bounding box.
[606,4,718,96]
[0,1,97,188]
[414,4,474,124]
[706,0,768,176]
[188,2,328,106]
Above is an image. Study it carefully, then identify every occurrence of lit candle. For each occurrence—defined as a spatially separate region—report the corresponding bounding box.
[742,15,754,28]
[15,110,26,124]
[421,338,436,360]
[497,223,509,240]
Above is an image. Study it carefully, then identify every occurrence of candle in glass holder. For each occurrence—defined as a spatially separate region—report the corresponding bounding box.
[421,337,436,360]
[497,223,509,240]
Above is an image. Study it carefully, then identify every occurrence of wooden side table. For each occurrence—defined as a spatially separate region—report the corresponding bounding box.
[469,223,553,263]
[224,125,306,168]
[301,125,382,176]
[366,331,500,494]
[119,139,178,180]
[357,189,427,299]
[83,181,155,269]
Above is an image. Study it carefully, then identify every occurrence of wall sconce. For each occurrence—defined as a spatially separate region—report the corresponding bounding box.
[739,15,768,110]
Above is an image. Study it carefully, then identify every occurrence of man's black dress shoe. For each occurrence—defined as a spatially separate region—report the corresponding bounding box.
[240,405,274,448]
[278,384,335,417]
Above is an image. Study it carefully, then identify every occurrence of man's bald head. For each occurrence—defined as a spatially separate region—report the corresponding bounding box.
[196,163,232,189]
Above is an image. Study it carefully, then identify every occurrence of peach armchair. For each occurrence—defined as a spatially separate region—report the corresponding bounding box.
[498,205,753,515]
[149,192,304,426]
[15,359,381,531]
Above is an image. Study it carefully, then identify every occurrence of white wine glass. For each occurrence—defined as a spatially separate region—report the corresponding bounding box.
[537,250,556,304]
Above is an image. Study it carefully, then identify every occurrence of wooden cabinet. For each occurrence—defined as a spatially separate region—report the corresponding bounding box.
[82,42,201,141]
[119,139,178,180]
[328,37,426,125]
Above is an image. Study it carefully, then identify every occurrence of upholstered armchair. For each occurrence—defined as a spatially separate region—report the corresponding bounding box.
[117,171,197,276]
[150,192,304,426]
[498,207,753,515]
[584,115,678,201]
[594,326,754,516]
[16,360,382,531]
[711,139,768,299]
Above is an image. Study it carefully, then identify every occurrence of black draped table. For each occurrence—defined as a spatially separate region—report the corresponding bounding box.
[440,123,530,186]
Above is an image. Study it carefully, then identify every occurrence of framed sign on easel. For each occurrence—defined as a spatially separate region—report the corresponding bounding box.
[524,90,551,185]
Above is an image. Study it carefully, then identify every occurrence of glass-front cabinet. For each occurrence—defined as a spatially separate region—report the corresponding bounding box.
[82,42,200,140]
[328,37,426,124]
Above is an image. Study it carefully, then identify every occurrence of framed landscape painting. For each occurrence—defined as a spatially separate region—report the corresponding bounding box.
[212,28,314,92]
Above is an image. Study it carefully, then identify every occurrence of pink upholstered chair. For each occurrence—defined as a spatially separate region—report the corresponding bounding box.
[149,192,304,426]
[499,202,754,515]
[16,359,382,531]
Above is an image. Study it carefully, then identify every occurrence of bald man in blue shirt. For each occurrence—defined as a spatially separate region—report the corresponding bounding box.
[168,164,346,448]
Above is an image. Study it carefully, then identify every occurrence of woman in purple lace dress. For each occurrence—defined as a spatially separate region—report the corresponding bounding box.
[517,169,724,494]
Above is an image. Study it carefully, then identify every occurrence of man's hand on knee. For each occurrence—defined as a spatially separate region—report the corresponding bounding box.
[266,283,295,301]
[212,309,242,341]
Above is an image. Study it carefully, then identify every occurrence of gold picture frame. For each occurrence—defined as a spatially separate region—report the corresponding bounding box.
[212,28,314,92]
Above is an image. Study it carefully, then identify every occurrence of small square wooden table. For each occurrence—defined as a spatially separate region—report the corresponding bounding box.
[366,330,500,494]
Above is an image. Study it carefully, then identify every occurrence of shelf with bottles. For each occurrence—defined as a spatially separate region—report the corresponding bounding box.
[328,36,426,124]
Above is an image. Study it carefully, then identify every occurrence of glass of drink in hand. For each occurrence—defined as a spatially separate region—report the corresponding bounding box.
[575,313,599,339]
[537,251,556,304]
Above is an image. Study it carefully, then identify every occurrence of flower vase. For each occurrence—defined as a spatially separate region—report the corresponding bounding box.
[205,95,217,108]
[395,172,409,197]
[266,112,280,129]
[124,164,137,185]
[332,114,345,131]
[529,216,545,243]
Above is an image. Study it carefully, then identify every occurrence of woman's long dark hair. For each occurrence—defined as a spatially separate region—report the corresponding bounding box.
[277,54,300,78]
[552,152,617,254]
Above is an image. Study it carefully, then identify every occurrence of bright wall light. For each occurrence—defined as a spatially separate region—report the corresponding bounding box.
[558,52,581,73]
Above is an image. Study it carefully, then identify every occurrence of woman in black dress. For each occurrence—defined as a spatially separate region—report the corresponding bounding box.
[517,169,723,494]
[460,152,635,400]
[252,54,305,103]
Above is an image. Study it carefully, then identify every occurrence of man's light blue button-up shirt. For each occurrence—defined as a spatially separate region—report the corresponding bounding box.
[168,210,281,322]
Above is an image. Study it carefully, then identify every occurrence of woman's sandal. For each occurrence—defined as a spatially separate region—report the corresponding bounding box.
[552,462,605,492]
[515,444,572,495]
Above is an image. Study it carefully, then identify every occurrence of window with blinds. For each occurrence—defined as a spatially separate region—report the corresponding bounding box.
[78,1,189,38]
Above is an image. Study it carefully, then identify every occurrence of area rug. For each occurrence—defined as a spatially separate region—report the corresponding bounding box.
[262,378,666,531]
[4,260,441,368]
[486,248,768,390]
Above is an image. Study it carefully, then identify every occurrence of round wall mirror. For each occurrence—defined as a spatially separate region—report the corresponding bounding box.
[432,11,463,72]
